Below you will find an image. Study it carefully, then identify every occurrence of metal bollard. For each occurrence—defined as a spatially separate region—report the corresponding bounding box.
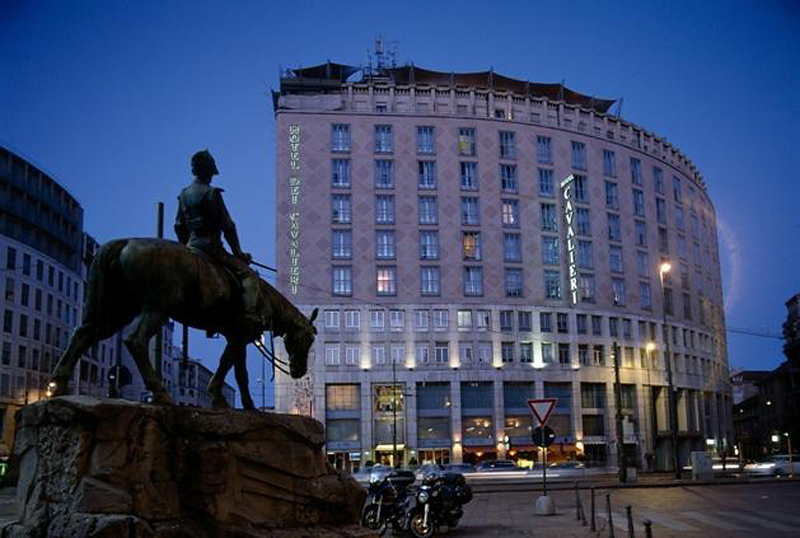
[643,519,653,538]
[606,493,615,538]
[575,482,581,520]
[590,486,596,532]
[626,505,635,538]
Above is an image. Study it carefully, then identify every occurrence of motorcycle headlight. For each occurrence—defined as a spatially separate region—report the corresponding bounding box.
[417,489,430,503]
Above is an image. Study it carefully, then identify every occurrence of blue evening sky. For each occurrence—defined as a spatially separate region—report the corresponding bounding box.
[2,1,798,405]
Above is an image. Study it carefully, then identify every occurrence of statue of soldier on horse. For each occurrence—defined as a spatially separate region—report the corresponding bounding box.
[48,150,317,408]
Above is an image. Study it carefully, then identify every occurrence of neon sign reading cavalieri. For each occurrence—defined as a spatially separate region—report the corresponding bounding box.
[560,174,578,304]
[288,125,301,294]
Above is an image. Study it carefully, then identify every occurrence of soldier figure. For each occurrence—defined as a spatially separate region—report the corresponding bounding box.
[175,149,263,339]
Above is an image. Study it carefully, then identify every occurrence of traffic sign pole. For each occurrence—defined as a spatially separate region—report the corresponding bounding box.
[542,427,548,495]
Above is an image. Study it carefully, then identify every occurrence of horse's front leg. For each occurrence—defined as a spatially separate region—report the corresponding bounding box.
[209,339,241,409]
[232,341,256,411]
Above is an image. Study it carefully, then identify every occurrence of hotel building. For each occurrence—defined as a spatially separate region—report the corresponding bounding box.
[272,63,732,472]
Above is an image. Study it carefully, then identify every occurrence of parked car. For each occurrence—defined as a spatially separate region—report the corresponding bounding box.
[443,463,476,474]
[476,459,519,472]
[743,455,796,476]
[415,463,444,481]
[548,461,586,470]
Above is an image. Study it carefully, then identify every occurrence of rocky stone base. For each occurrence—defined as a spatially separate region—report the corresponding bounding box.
[4,396,371,538]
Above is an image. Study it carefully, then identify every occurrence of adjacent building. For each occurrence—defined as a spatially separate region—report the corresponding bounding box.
[0,146,110,455]
[272,62,732,472]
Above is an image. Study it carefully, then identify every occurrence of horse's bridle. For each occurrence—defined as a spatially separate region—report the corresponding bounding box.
[253,334,291,378]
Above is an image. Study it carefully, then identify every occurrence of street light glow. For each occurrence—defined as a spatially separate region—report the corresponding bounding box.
[659,262,672,274]
[646,342,657,352]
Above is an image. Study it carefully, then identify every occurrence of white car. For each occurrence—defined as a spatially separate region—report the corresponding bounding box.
[744,455,796,476]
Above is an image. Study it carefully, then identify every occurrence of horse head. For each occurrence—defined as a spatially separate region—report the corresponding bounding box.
[282,307,318,378]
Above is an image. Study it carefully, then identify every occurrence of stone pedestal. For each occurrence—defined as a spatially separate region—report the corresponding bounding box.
[5,396,372,538]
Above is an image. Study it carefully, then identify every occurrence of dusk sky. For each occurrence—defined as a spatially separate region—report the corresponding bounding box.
[2,0,798,405]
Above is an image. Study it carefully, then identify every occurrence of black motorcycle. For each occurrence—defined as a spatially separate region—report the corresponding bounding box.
[361,469,415,535]
[407,471,473,538]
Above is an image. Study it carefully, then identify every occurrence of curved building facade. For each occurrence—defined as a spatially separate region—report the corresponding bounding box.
[0,146,112,456]
[273,64,732,472]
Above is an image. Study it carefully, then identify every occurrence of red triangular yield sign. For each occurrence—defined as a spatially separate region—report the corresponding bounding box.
[527,398,558,427]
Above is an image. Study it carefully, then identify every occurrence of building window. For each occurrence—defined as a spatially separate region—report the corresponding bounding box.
[500,164,517,193]
[541,236,560,265]
[500,311,514,332]
[325,345,341,366]
[374,159,394,188]
[419,231,439,260]
[612,278,626,306]
[544,270,561,299]
[658,227,669,253]
[331,230,352,259]
[331,124,350,152]
[579,274,596,302]
[414,310,429,331]
[539,312,552,332]
[459,343,473,364]
[415,344,430,365]
[345,310,360,329]
[376,267,396,295]
[605,181,618,209]
[332,194,351,224]
[433,309,448,330]
[390,310,405,331]
[636,251,650,278]
[675,206,685,230]
[556,313,569,334]
[520,343,533,363]
[607,213,621,241]
[541,343,554,364]
[539,168,554,197]
[640,283,652,309]
[332,267,352,296]
[505,268,523,297]
[576,207,591,236]
[421,267,441,296]
[630,157,642,185]
[417,126,435,154]
[418,161,437,189]
[476,310,491,331]
[570,141,587,170]
[371,310,385,330]
[375,195,395,224]
[462,232,481,260]
[463,266,483,296]
[541,203,557,231]
[591,315,602,336]
[656,198,667,224]
[374,125,393,153]
[457,310,473,331]
[499,131,516,159]
[501,199,520,228]
[537,135,552,163]
[376,231,395,259]
[458,127,476,156]
[581,383,606,408]
[461,197,480,225]
[577,240,593,269]
[434,343,449,364]
[635,220,647,247]
[459,161,478,190]
[503,233,522,262]
[632,189,645,217]
[558,343,570,364]
[344,346,359,366]
[372,346,386,365]
[576,314,588,334]
[418,196,438,225]
[573,175,588,203]
[609,245,624,273]
[501,342,515,363]
[332,159,350,187]
[603,150,616,177]
[649,166,663,193]
[609,317,619,337]
[673,176,682,204]
[518,311,532,331]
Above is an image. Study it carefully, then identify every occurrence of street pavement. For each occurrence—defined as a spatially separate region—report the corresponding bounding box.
[2,481,799,537]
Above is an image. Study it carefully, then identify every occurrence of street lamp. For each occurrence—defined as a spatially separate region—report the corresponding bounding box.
[645,342,656,469]
[659,261,681,479]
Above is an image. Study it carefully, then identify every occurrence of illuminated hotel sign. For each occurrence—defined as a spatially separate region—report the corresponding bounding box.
[560,174,578,304]
[288,124,301,294]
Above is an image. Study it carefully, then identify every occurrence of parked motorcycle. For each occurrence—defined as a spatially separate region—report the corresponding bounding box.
[361,469,415,535]
[407,471,473,537]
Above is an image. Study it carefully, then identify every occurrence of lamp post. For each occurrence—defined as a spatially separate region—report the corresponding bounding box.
[659,262,681,479]
[645,342,656,467]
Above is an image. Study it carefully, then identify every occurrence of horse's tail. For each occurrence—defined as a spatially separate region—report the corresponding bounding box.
[82,239,128,326]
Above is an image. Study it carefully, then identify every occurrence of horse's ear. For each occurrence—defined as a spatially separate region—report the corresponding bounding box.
[309,308,319,324]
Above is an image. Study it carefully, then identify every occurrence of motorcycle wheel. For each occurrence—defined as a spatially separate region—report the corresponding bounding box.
[361,505,382,530]
[408,511,436,538]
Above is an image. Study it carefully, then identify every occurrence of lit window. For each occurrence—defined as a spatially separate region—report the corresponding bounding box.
[462,232,481,260]
[458,127,476,156]
[377,267,397,296]
[502,199,519,227]
[457,310,472,331]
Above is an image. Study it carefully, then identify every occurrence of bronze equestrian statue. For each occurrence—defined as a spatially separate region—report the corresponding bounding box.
[49,150,317,408]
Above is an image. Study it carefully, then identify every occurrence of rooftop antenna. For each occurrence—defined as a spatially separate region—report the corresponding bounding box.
[616,97,624,119]
[375,35,385,69]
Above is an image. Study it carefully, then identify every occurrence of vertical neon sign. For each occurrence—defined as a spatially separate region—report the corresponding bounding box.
[560,174,578,304]
[288,124,301,294]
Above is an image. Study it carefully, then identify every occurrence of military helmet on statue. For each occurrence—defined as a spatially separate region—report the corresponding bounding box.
[191,149,219,177]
